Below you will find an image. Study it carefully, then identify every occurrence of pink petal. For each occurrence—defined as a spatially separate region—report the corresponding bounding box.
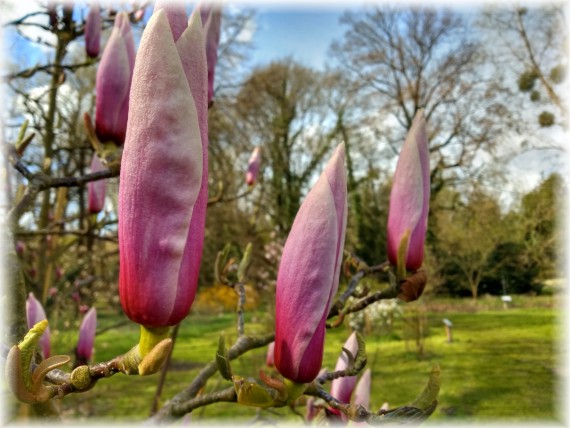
[168,9,209,324]
[154,0,187,42]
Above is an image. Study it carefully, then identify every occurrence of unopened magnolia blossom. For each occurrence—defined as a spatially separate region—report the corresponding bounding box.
[266,341,275,367]
[88,154,106,214]
[76,307,97,362]
[330,332,359,406]
[26,293,50,358]
[386,110,430,271]
[95,12,135,145]
[246,147,261,185]
[84,3,101,58]
[352,368,371,408]
[119,8,208,327]
[274,144,347,383]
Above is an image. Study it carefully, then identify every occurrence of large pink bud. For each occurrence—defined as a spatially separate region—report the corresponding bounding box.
[76,307,97,362]
[245,147,261,185]
[386,110,430,271]
[95,12,135,145]
[274,144,347,383]
[84,3,101,58]
[26,293,50,358]
[119,8,208,328]
[330,332,359,407]
[87,154,106,214]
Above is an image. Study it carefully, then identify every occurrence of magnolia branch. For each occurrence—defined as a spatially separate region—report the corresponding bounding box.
[6,146,117,224]
[15,229,118,244]
[43,356,126,399]
[151,333,275,422]
[3,11,46,26]
[171,386,237,416]
[3,61,96,82]
[207,186,253,206]
[328,260,391,320]
[343,287,399,316]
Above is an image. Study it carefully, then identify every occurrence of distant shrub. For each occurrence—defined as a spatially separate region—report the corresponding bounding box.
[193,284,261,315]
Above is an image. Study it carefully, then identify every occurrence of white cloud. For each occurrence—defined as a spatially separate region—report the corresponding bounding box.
[236,14,256,43]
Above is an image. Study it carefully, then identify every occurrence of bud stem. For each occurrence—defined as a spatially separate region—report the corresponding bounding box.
[283,379,307,404]
[139,325,170,358]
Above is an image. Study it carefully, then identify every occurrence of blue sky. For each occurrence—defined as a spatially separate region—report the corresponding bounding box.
[248,7,345,70]
[2,3,347,71]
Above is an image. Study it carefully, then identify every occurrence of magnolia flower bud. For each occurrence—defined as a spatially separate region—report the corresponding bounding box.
[202,4,221,105]
[88,154,106,214]
[95,12,135,145]
[246,147,261,185]
[119,9,208,328]
[274,144,347,383]
[76,307,97,363]
[266,341,275,367]
[352,368,371,409]
[85,3,101,58]
[153,0,187,41]
[26,293,50,358]
[330,331,359,406]
[387,109,430,271]
[15,240,25,256]
[134,7,145,23]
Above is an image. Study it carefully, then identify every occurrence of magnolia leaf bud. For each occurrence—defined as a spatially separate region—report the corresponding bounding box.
[216,335,232,380]
[138,338,173,376]
[398,269,428,303]
[232,375,279,408]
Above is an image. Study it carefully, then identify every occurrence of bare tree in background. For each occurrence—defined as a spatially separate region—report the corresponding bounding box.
[331,7,514,193]
[213,6,255,98]
[478,5,567,131]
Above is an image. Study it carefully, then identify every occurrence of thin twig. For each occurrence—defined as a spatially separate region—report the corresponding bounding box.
[3,61,95,82]
[343,287,399,316]
[235,283,246,337]
[14,229,118,243]
[207,187,253,206]
[328,261,390,320]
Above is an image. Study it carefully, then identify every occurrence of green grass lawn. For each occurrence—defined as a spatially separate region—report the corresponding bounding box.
[44,296,563,424]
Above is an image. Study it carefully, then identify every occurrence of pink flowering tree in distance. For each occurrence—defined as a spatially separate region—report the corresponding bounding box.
[3,1,443,425]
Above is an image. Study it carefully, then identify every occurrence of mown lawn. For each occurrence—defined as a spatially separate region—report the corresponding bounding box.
[43,295,563,424]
